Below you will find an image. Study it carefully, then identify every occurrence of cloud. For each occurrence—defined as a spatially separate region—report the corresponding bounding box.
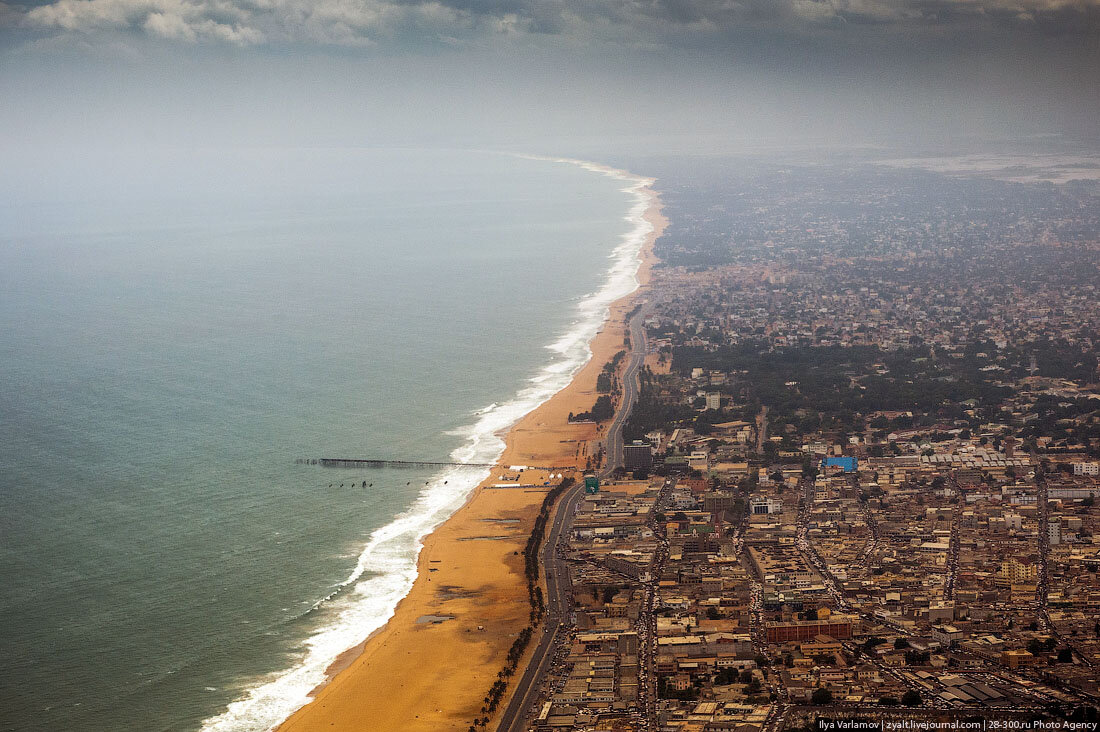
[22,0,266,44]
[8,0,1100,47]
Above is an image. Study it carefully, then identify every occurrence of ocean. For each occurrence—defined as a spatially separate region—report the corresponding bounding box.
[0,148,649,732]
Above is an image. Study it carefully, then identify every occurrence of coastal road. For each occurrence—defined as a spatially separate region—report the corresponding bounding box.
[494,481,584,732]
[495,304,649,732]
[602,305,648,474]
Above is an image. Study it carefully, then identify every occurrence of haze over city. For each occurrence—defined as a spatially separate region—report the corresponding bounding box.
[2,0,1098,153]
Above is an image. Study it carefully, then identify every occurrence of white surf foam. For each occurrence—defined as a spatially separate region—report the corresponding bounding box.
[198,156,655,732]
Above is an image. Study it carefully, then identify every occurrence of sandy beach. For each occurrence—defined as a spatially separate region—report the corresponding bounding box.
[276,171,666,732]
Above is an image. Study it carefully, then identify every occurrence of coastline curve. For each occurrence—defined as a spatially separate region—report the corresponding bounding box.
[199,155,660,732]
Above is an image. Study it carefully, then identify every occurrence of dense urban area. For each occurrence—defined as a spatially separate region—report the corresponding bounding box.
[510,159,1100,732]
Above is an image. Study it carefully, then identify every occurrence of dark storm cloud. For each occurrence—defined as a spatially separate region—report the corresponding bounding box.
[4,0,1097,47]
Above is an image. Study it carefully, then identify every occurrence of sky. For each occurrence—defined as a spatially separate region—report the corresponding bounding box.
[0,0,1098,155]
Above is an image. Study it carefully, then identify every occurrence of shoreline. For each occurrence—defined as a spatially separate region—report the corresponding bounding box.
[264,160,665,732]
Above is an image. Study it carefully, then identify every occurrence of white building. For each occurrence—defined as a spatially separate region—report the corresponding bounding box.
[1072,462,1099,476]
[749,496,783,515]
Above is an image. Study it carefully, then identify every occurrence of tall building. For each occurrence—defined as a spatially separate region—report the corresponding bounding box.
[998,557,1037,584]
[623,441,653,472]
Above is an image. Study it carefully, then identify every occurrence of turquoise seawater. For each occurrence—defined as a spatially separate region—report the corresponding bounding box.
[0,148,643,732]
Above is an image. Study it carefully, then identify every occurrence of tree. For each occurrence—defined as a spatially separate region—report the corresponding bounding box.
[879,696,900,706]
[905,650,930,666]
[811,688,833,705]
[894,637,910,649]
[572,395,614,422]
[863,637,886,651]
[1058,648,1074,663]
[715,668,738,685]
[901,690,922,706]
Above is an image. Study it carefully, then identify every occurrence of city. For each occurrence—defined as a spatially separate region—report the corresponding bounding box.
[504,159,1100,732]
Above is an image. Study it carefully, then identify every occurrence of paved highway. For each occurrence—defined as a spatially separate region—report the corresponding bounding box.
[495,305,648,732]
[602,306,647,473]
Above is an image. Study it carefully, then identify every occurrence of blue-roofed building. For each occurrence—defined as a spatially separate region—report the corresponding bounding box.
[821,456,858,473]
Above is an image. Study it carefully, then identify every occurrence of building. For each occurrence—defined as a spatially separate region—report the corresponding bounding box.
[623,441,653,472]
[1072,462,1099,476]
[998,557,1037,584]
[1049,486,1100,500]
[703,492,736,514]
[820,456,858,473]
[766,617,854,643]
[706,392,722,410]
[682,477,709,494]
[749,496,783,515]
[1001,650,1036,669]
[1048,521,1061,546]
